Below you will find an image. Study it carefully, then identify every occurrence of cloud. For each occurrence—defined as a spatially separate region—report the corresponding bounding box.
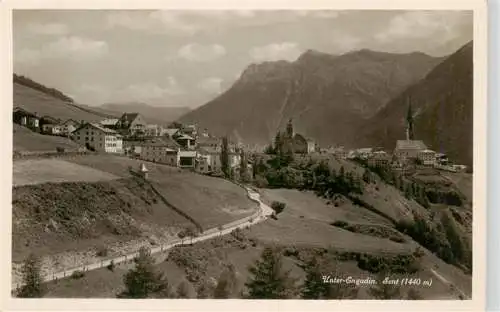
[16,36,108,65]
[106,11,201,35]
[104,10,340,36]
[76,77,184,104]
[177,43,226,62]
[375,11,472,43]
[249,42,301,62]
[198,77,224,94]
[26,22,69,35]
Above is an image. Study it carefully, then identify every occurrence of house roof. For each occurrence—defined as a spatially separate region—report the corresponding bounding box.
[40,115,60,124]
[73,122,121,135]
[119,113,141,126]
[62,119,79,126]
[357,148,373,153]
[176,134,195,140]
[163,128,180,137]
[13,107,39,118]
[100,118,119,126]
[419,149,436,154]
[395,140,427,151]
[142,137,180,149]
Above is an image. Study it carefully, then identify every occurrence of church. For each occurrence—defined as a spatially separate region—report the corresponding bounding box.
[393,99,428,162]
[280,119,316,154]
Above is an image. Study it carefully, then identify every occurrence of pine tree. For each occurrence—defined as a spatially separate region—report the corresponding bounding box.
[220,136,230,178]
[213,264,239,298]
[274,131,283,158]
[17,253,45,298]
[119,247,169,298]
[245,247,297,299]
[301,258,329,299]
[362,170,371,184]
[239,150,248,183]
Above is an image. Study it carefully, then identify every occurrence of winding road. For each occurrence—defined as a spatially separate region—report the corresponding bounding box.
[13,187,273,289]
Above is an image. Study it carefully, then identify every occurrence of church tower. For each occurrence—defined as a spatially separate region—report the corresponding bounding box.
[406,97,414,141]
[286,118,294,138]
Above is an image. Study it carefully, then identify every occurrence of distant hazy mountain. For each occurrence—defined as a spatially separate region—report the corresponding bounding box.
[101,102,191,126]
[178,48,443,147]
[357,41,473,167]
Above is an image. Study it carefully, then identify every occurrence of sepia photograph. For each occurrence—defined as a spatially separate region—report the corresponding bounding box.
[1,1,488,310]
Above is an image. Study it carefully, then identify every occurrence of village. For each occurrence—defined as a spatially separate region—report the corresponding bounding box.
[13,99,468,178]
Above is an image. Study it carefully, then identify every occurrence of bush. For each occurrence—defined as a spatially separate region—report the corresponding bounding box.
[107,260,115,271]
[271,201,286,215]
[96,246,108,257]
[71,270,85,279]
[330,220,349,228]
[389,236,406,243]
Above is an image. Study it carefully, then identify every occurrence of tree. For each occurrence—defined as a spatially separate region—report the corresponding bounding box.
[245,247,297,299]
[239,150,249,183]
[17,253,45,298]
[119,247,169,298]
[220,136,230,178]
[368,273,401,299]
[301,258,329,299]
[362,170,372,184]
[274,131,283,158]
[213,264,239,298]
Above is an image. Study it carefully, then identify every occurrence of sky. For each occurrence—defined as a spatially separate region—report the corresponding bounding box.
[13,10,473,108]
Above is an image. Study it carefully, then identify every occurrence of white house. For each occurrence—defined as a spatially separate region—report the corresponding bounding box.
[72,123,123,154]
[42,124,62,135]
[417,149,437,166]
[144,124,164,137]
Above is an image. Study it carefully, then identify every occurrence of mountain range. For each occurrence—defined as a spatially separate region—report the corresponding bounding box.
[356,41,473,167]
[100,102,191,126]
[179,42,473,167]
[178,48,444,148]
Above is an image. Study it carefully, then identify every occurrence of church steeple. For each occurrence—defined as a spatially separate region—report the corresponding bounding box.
[406,97,414,141]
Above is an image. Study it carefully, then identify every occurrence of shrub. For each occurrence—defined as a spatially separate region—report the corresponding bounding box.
[96,246,108,257]
[107,260,115,271]
[71,270,85,279]
[17,253,45,298]
[330,220,349,228]
[271,201,286,215]
[389,236,406,243]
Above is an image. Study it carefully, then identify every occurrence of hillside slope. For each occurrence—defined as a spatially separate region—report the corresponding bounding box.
[13,124,81,153]
[14,82,118,122]
[356,41,473,167]
[179,49,443,147]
